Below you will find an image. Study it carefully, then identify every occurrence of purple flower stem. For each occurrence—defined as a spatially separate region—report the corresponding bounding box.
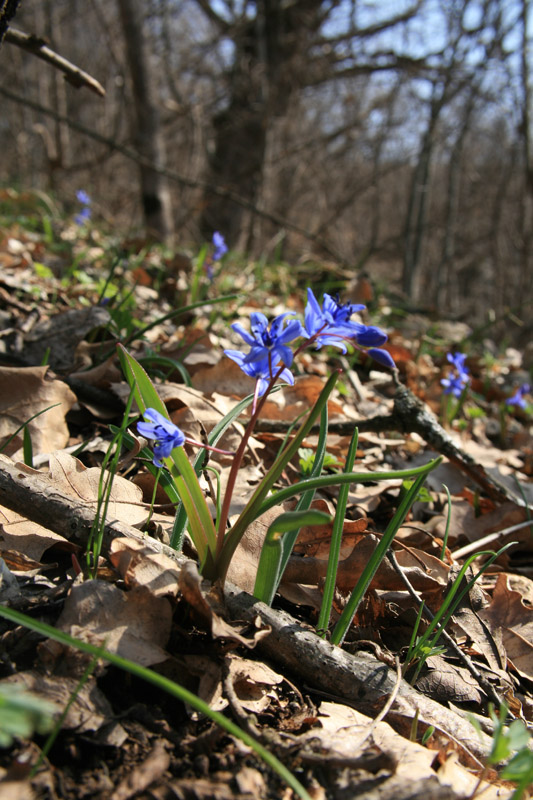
[216,361,286,556]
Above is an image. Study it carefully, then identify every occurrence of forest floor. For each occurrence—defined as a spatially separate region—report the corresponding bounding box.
[0,191,532,800]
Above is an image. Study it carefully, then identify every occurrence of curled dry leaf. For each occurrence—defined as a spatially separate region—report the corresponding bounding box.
[178,561,271,648]
[54,579,173,668]
[109,537,181,597]
[225,654,284,714]
[0,366,76,460]
[0,671,124,737]
[478,572,533,681]
[306,700,434,780]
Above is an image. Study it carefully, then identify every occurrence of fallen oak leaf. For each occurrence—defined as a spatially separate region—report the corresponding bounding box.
[178,561,271,648]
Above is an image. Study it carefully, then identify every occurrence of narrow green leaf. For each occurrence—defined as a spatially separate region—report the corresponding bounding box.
[252,405,330,606]
[22,426,33,468]
[256,458,443,517]
[317,427,359,636]
[331,463,436,645]
[254,509,332,605]
[117,344,216,562]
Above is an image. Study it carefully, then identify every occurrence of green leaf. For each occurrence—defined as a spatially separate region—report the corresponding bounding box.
[254,509,332,605]
[317,427,359,636]
[331,463,437,645]
[117,344,216,565]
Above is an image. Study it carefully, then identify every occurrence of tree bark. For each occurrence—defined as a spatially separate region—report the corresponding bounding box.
[199,0,327,247]
[116,0,174,242]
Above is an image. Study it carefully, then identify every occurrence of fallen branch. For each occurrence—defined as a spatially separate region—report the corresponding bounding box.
[0,454,494,763]
[255,375,515,504]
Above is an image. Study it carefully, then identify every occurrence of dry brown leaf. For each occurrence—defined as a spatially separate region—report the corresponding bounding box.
[178,561,271,647]
[0,366,76,460]
[55,579,172,667]
[437,752,511,800]
[283,533,448,596]
[415,655,483,705]
[110,740,170,800]
[226,654,284,713]
[22,306,111,370]
[0,503,75,560]
[260,375,345,421]
[224,505,293,594]
[478,573,533,681]
[109,537,180,597]
[70,354,122,389]
[306,700,435,780]
[433,498,529,550]
[0,671,123,735]
[191,356,264,397]
[17,451,147,527]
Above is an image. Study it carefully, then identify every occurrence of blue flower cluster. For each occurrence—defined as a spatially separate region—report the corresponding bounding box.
[205,232,228,280]
[506,383,531,410]
[225,288,395,396]
[441,352,470,397]
[212,231,228,261]
[75,190,91,226]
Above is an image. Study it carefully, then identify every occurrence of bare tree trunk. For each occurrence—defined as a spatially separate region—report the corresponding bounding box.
[199,0,325,247]
[434,92,475,310]
[519,0,533,316]
[116,0,174,242]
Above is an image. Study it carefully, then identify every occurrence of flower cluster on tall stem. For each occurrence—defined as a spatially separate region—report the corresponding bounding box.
[215,289,395,548]
[205,231,228,280]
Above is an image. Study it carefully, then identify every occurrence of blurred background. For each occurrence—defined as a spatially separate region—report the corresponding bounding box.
[0,0,531,337]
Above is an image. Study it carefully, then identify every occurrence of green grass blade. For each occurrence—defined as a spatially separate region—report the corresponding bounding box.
[22,426,33,467]
[331,465,436,645]
[255,458,443,517]
[253,509,332,605]
[316,427,359,637]
[0,604,311,800]
[252,405,330,606]
[440,483,452,560]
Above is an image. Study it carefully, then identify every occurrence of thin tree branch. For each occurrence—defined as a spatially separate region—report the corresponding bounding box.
[4,28,105,97]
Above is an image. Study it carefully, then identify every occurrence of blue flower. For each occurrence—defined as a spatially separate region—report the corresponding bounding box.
[506,383,531,410]
[231,312,304,368]
[304,289,366,349]
[304,288,395,368]
[137,408,186,467]
[74,206,91,225]
[225,350,294,396]
[212,231,228,261]
[76,190,91,206]
[75,190,92,225]
[441,352,470,397]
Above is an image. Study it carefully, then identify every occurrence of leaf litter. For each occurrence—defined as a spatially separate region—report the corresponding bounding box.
[0,220,532,799]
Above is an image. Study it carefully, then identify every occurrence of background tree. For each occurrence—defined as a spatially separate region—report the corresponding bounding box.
[0,0,531,339]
